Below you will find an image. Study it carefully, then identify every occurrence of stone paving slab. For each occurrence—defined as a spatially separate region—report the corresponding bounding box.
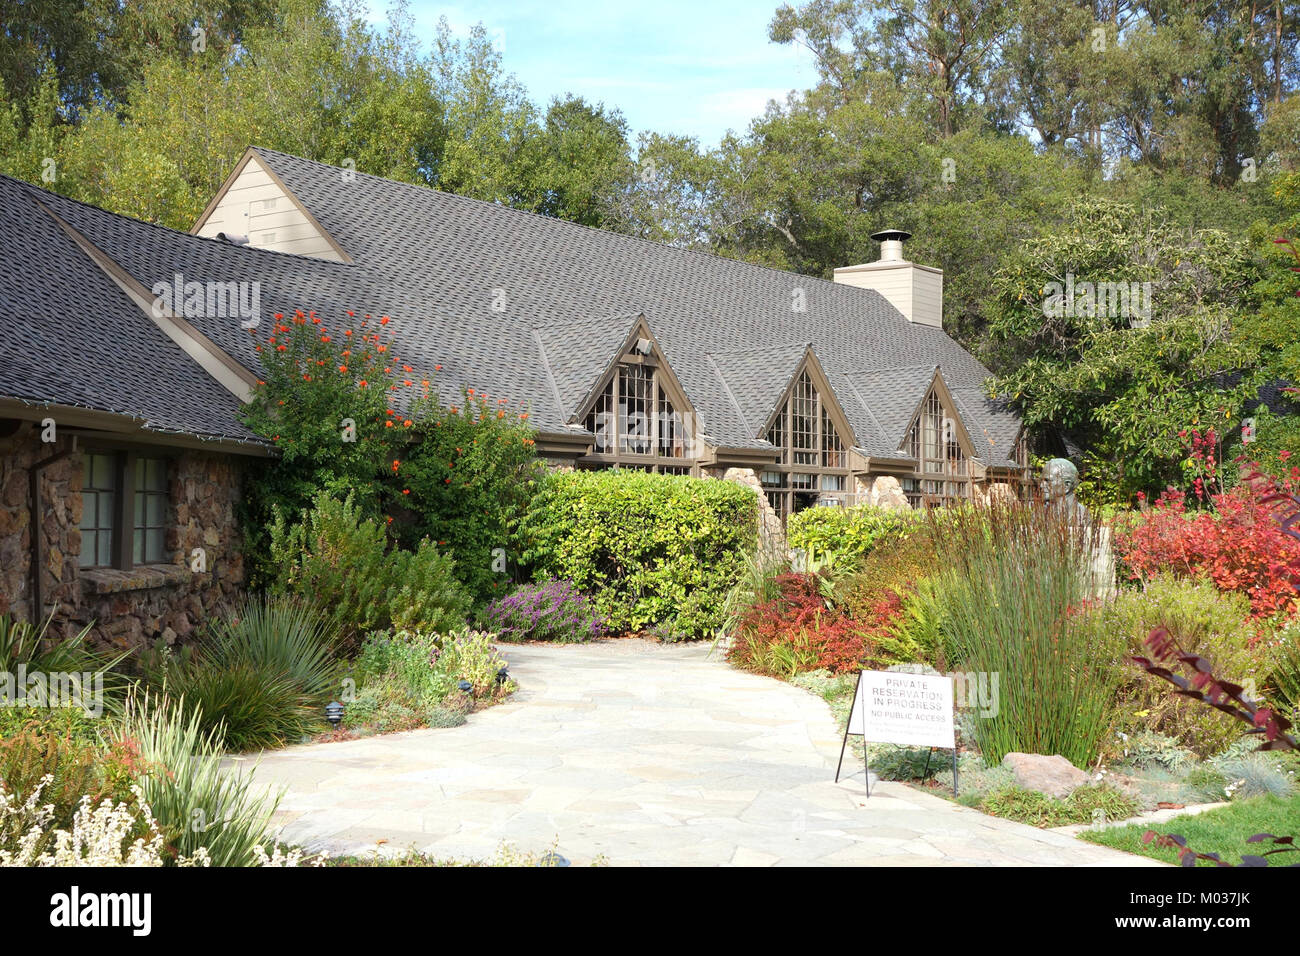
[230,640,1162,866]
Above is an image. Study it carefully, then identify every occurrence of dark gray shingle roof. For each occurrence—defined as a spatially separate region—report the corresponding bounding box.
[1,148,1023,466]
[249,147,1022,465]
[0,176,263,445]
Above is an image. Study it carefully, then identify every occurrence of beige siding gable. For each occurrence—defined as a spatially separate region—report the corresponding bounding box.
[193,154,345,262]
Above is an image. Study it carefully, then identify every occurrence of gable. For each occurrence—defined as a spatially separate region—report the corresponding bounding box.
[193,151,350,262]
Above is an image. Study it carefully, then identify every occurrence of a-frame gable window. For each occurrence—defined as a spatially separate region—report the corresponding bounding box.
[761,369,849,521]
[902,385,970,507]
[581,339,694,473]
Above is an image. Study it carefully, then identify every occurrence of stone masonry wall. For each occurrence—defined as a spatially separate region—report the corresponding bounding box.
[0,425,247,652]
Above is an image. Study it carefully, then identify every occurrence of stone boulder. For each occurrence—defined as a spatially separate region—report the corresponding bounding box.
[987,482,1016,503]
[1001,752,1091,799]
[868,475,910,511]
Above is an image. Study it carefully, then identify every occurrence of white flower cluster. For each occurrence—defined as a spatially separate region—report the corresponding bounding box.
[252,842,329,867]
[1,779,327,868]
[0,775,209,867]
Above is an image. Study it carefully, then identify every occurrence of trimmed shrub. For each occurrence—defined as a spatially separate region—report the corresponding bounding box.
[518,470,757,640]
[482,580,606,643]
[270,493,470,649]
[1090,575,1261,756]
[787,505,918,571]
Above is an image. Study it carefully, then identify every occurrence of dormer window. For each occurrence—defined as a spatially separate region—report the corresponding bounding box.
[902,387,969,506]
[761,368,850,521]
[581,341,696,474]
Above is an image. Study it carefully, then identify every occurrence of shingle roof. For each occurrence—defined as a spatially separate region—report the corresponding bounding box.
[248,147,1023,466]
[1,147,1023,467]
[0,176,264,445]
[834,366,937,458]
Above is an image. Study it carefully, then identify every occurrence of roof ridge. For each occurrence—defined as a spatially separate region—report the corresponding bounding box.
[249,146,902,301]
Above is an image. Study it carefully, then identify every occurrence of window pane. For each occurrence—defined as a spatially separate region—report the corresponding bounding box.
[147,529,163,563]
[133,528,143,564]
[93,455,114,489]
[147,494,163,525]
[133,493,143,524]
[97,533,111,567]
[79,531,96,567]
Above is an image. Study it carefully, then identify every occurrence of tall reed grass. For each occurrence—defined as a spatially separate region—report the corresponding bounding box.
[928,500,1123,767]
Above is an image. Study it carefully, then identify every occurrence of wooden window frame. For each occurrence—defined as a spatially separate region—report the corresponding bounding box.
[78,449,173,571]
[761,364,852,522]
[902,380,973,509]
[579,334,700,475]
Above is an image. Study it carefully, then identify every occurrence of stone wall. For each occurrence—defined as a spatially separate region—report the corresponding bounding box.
[0,426,248,652]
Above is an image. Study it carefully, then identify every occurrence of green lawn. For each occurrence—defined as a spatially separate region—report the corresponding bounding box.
[1080,794,1300,865]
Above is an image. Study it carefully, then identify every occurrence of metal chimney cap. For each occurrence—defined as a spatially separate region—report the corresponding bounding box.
[870,229,912,243]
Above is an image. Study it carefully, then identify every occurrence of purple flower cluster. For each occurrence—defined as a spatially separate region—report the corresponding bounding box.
[483,579,606,643]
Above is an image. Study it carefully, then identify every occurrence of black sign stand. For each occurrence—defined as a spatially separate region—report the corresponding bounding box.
[834,671,960,798]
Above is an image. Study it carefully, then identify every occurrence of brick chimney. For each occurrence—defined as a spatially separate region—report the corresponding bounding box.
[832,229,943,329]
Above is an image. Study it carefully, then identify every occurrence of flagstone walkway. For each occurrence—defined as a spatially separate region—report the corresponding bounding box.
[235,640,1161,866]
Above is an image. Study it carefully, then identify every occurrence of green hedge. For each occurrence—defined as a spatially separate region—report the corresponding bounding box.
[518,470,758,640]
[786,504,918,570]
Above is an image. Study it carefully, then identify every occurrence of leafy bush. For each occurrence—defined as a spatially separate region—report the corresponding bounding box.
[240,307,542,604]
[240,308,398,587]
[390,539,474,635]
[932,502,1124,767]
[1115,730,1195,773]
[1114,477,1300,621]
[482,580,606,643]
[0,725,142,857]
[728,572,865,676]
[519,470,757,640]
[346,627,512,733]
[138,597,342,752]
[834,524,948,669]
[121,693,281,867]
[1091,576,1260,756]
[1266,618,1300,723]
[270,493,470,649]
[786,505,917,571]
[878,577,950,666]
[395,392,542,604]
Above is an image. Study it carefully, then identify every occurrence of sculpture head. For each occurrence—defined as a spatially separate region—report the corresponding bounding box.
[1040,458,1079,503]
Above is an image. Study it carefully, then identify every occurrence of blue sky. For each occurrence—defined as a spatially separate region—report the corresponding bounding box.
[370,1,819,147]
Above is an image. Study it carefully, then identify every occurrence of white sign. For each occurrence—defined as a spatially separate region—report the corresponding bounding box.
[848,670,955,749]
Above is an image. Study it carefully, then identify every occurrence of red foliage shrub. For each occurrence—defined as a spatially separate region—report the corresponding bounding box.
[1115,457,1300,622]
[728,573,871,675]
